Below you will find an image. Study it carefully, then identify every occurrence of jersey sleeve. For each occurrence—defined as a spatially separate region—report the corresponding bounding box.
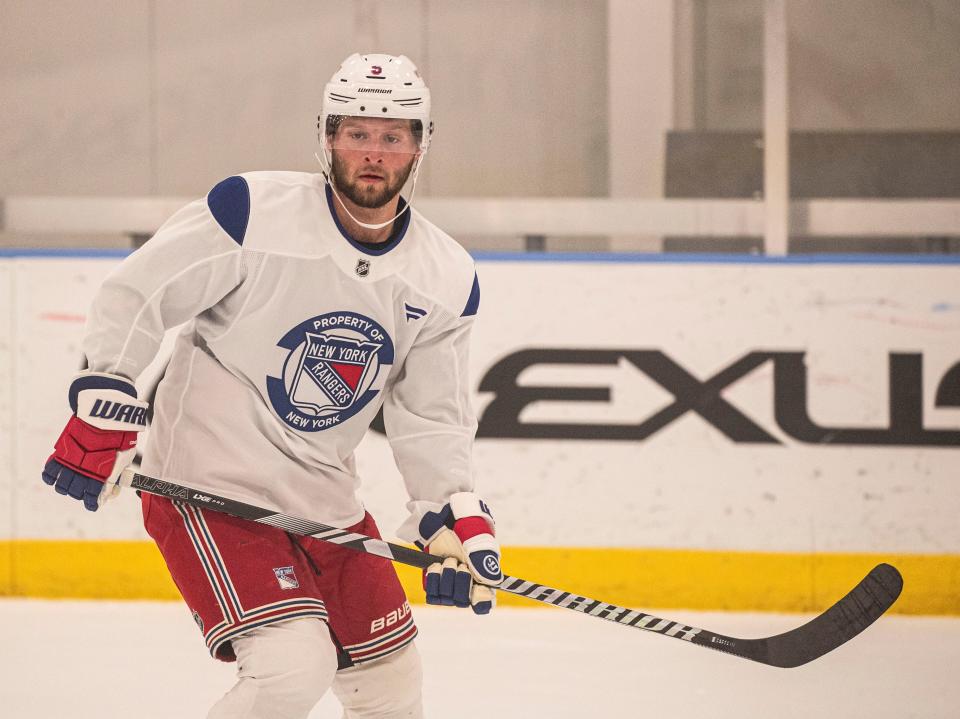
[384,300,480,543]
[81,177,250,382]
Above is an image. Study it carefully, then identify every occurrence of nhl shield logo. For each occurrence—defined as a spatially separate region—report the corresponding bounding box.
[267,312,395,432]
[355,258,370,277]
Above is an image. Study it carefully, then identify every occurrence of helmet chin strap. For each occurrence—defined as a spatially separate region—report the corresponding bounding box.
[314,150,425,232]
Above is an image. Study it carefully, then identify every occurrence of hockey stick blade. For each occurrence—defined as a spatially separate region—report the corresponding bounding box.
[495,563,901,668]
[121,469,902,667]
[699,563,903,668]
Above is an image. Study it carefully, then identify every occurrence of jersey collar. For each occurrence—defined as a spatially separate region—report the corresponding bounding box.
[325,183,411,256]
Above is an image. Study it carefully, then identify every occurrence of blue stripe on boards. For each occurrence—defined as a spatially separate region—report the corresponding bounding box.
[0,248,133,258]
[469,251,960,265]
[2,247,958,265]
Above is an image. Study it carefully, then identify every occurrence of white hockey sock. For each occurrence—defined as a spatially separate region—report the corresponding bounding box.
[207,617,338,719]
[332,642,424,719]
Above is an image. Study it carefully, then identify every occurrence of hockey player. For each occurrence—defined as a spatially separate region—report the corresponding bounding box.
[40,53,500,719]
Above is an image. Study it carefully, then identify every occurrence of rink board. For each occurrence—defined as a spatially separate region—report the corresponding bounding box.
[1,252,958,612]
[0,539,957,615]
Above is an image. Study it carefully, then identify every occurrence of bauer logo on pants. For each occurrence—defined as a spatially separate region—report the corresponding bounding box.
[267,312,395,432]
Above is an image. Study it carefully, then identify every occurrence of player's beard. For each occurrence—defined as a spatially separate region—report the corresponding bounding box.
[330,152,416,209]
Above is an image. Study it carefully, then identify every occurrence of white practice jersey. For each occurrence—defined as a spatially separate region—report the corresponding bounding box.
[82,171,481,540]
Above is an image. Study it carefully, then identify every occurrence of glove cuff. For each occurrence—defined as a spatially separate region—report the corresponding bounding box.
[449,491,495,531]
[70,372,148,432]
[69,372,138,412]
[449,493,501,584]
[416,491,495,548]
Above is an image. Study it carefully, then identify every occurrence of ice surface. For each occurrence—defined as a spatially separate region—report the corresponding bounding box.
[1,599,957,718]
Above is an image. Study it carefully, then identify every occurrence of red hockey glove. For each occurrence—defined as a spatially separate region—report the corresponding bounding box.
[41,373,148,511]
[416,492,501,614]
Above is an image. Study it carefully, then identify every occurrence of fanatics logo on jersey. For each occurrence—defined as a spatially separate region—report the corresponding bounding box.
[404,302,427,322]
[266,311,395,432]
[355,258,371,277]
[273,566,300,590]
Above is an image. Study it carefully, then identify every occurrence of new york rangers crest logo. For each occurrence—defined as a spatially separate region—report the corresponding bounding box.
[267,312,394,432]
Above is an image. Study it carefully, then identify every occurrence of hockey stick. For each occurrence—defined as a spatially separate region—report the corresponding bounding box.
[120,469,902,668]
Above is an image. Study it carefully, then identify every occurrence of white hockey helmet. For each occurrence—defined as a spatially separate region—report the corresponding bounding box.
[319,53,433,152]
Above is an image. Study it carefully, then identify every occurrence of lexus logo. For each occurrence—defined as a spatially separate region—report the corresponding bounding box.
[370,348,960,447]
[475,349,960,446]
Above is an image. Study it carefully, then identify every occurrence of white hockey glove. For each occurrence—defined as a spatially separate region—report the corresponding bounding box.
[415,492,502,615]
[41,372,148,511]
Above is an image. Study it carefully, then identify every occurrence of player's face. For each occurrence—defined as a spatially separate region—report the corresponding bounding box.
[328,118,420,209]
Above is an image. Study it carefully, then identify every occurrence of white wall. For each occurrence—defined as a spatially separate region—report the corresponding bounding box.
[0,261,14,540]
[4,0,957,217]
[0,1,608,199]
[4,255,958,556]
[788,0,960,130]
[692,0,960,130]
[608,0,675,198]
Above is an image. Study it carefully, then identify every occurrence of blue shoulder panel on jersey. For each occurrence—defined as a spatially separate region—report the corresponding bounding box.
[461,272,480,317]
[206,176,250,245]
